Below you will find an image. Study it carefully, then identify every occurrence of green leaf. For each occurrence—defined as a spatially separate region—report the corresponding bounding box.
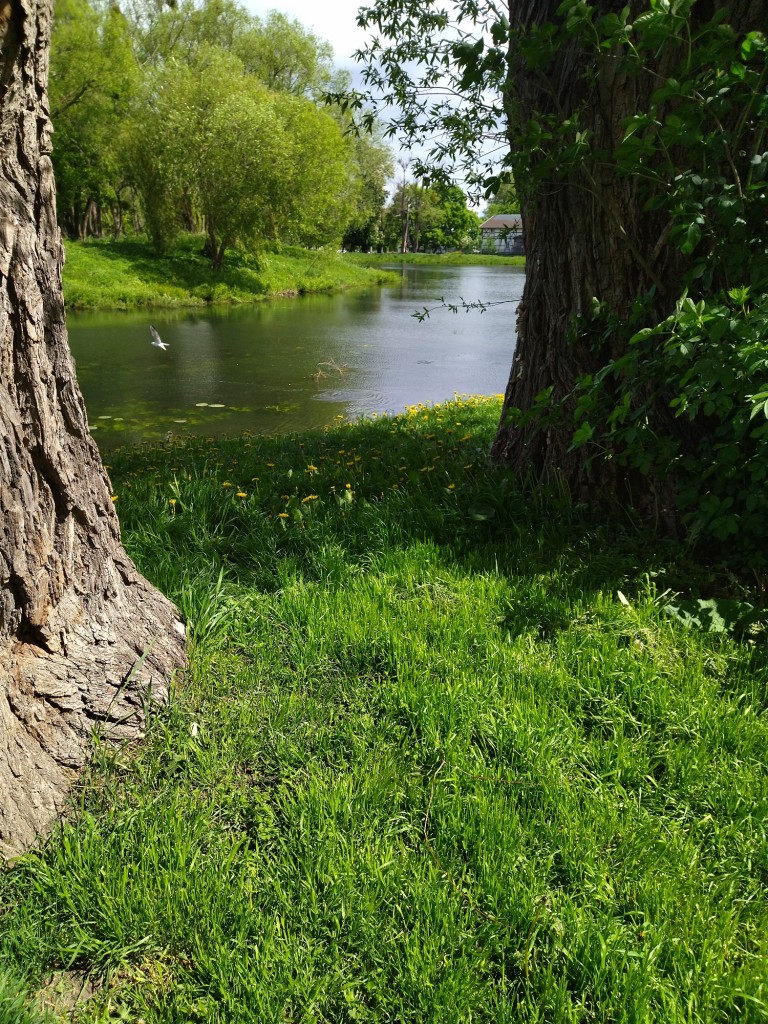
[663,598,761,634]
[680,221,702,255]
[467,503,496,522]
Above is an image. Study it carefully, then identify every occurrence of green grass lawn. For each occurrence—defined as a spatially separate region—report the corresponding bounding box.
[62,236,397,311]
[1,397,766,1023]
[343,251,526,267]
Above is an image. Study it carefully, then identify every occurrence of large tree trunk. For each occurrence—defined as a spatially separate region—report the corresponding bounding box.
[491,0,766,504]
[0,0,186,856]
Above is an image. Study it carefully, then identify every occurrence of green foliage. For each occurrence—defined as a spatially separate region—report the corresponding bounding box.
[50,0,139,237]
[663,597,763,635]
[129,47,356,266]
[1,399,766,1021]
[0,975,47,1024]
[49,0,393,253]
[341,129,394,251]
[126,0,336,99]
[483,179,519,219]
[344,250,524,267]
[382,182,479,252]
[568,293,768,560]
[555,16,768,564]
[274,94,358,249]
[354,0,510,197]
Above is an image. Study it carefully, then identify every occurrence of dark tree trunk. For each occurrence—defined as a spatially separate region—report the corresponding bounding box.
[90,197,102,238]
[111,197,123,238]
[0,0,186,856]
[180,188,196,232]
[492,0,767,505]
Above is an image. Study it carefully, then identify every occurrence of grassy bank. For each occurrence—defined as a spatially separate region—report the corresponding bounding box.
[1,397,766,1023]
[343,251,526,267]
[62,236,397,311]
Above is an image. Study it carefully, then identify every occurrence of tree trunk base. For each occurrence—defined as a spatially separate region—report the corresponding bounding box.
[0,0,188,857]
[0,595,185,858]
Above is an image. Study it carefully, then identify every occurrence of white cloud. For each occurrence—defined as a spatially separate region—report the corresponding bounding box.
[240,0,369,67]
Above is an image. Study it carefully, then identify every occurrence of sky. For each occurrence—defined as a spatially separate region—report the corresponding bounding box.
[241,0,370,70]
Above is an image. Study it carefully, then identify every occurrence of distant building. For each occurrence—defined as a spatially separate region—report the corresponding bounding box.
[480,214,524,255]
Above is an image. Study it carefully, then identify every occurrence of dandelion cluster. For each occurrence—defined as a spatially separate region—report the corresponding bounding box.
[104,396,500,535]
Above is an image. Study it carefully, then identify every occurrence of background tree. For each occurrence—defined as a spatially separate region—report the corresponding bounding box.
[130,46,356,266]
[272,93,359,248]
[50,0,139,237]
[381,182,478,252]
[50,0,373,246]
[0,0,185,854]
[341,130,394,251]
[234,10,336,98]
[420,184,480,252]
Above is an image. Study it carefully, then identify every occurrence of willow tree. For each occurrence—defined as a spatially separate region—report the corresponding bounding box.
[356,1,768,533]
[0,0,185,855]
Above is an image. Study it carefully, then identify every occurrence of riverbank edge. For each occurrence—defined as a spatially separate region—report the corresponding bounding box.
[343,251,526,267]
[62,236,399,312]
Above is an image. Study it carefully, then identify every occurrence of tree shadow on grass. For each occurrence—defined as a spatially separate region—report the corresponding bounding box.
[110,407,718,626]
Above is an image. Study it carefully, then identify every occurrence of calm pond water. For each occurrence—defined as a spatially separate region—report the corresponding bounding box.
[67,263,524,448]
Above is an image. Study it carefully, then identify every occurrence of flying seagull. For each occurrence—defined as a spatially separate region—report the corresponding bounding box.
[150,324,169,350]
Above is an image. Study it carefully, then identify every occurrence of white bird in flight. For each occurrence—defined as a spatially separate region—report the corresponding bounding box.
[150,324,169,350]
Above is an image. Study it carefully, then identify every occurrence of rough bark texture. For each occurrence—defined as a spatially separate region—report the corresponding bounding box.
[492,0,767,503]
[0,0,186,857]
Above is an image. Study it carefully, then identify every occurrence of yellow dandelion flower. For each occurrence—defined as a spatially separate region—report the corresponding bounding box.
[447,483,456,490]
[278,512,289,519]
[236,492,247,498]
[301,494,318,503]
[345,483,352,489]
[222,481,233,488]
[307,464,318,472]
[110,495,118,502]
[169,498,177,506]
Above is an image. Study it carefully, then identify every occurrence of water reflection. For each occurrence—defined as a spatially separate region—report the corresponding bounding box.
[67,263,524,448]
